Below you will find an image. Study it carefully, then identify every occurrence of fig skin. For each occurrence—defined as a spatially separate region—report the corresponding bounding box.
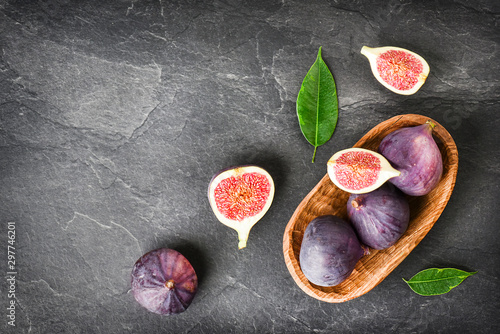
[299,215,366,287]
[131,248,198,315]
[347,183,410,250]
[378,121,443,196]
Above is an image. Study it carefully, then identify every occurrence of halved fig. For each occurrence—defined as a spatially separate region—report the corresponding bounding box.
[327,148,400,194]
[361,46,430,95]
[208,165,275,249]
[131,248,198,315]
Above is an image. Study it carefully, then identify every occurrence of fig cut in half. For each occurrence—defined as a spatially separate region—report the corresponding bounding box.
[361,46,430,95]
[327,148,400,194]
[208,165,275,249]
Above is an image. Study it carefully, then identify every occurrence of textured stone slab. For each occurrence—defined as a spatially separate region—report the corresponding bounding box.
[0,1,499,333]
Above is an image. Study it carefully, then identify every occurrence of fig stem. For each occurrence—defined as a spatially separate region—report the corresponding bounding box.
[361,245,371,256]
[237,229,250,249]
[165,280,175,289]
[238,239,247,249]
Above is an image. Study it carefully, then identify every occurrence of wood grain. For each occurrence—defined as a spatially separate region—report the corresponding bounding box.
[282,114,459,303]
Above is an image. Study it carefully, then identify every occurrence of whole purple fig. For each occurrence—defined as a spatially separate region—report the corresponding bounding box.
[299,215,366,287]
[378,120,443,196]
[131,248,198,315]
[347,183,410,250]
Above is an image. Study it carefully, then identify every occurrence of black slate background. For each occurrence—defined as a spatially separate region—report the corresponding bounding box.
[1,0,499,333]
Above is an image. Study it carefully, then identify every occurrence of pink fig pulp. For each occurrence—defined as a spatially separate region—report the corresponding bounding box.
[361,46,430,95]
[208,165,275,249]
[327,148,400,194]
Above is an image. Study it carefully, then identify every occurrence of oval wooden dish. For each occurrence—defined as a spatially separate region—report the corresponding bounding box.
[283,114,458,303]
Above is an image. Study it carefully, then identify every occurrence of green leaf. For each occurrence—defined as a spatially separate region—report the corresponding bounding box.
[296,46,338,163]
[403,268,477,296]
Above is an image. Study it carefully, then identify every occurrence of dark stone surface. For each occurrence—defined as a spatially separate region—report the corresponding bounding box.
[1,0,499,333]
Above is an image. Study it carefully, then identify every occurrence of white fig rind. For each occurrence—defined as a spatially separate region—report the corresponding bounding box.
[208,165,275,249]
[361,46,430,95]
[327,148,400,194]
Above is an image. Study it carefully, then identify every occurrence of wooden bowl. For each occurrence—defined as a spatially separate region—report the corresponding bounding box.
[283,114,458,303]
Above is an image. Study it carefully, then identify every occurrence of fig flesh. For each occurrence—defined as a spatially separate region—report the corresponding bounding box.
[379,120,443,196]
[361,46,430,95]
[131,248,198,315]
[299,215,366,287]
[208,165,275,249]
[347,183,410,250]
[327,148,400,194]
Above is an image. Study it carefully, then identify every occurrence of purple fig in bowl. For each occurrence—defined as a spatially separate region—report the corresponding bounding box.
[378,120,443,196]
[347,183,410,250]
[299,215,367,287]
[131,248,198,315]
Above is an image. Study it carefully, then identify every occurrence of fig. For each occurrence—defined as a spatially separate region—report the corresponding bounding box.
[327,148,400,194]
[299,215,366,287]
[361,46,430,95]
[347,183,410,250]
[208,165,275,249]
[378,120,443,196]
[131,248,198,315]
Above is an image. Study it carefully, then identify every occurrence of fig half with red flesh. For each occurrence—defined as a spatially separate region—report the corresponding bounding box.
[208,165,275,249]
[327,148,400,194]
[131,248,198,315]
[361,46,430,95]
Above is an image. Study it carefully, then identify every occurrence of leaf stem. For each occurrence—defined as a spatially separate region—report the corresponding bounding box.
[314,46,322,164]
[312,146,317,163]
